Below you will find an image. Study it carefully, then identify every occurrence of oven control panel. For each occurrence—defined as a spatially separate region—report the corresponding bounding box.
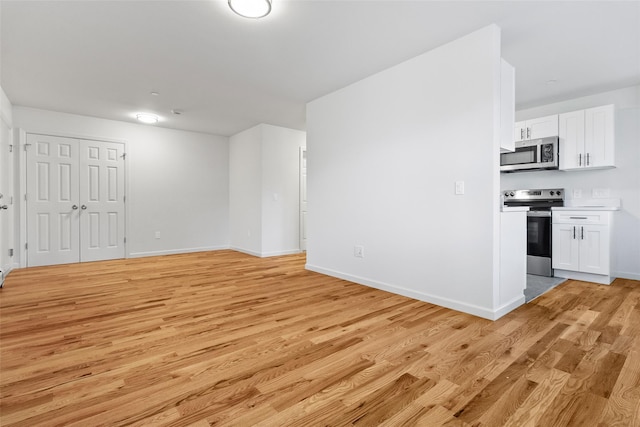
[503,189,564,201]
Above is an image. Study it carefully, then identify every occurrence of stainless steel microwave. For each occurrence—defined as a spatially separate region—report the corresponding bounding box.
[500,136,559,172]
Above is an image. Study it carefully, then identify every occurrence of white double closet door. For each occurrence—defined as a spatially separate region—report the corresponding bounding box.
[27,134,125,267]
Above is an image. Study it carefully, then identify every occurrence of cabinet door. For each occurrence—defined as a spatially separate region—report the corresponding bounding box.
[559,110,585,170]
[514,121,527,142]
[585,105,615,168]
[528,114,558,139]
[552,223,580,271]
[579,224,609,274]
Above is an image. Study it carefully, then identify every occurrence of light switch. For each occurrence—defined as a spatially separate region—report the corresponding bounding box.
[455,181,465,195]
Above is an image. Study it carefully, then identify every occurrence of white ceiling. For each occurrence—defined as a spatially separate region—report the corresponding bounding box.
[1,1,639,136]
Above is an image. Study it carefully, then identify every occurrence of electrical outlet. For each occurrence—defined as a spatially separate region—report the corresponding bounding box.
[455,181,465,195]
[592,188,610,198]
[155,231,161,239]
[573,189,582,199]
[354,245,364,258]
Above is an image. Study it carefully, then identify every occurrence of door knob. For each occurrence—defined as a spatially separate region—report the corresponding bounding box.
[72,205,78,210]
[81,205,87,210]
[0,205,7,210]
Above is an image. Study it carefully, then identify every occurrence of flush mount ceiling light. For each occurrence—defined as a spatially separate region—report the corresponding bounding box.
[228,0,272,19]
[136,113,159,124]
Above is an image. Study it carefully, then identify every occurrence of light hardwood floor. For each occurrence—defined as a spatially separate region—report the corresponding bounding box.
[1,250,639,426]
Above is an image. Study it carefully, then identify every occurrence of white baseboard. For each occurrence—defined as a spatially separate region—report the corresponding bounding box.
[128,245,230,259]
[613,271,640,281]
[230,247,302,258]
[0,263,16,287]
[554,269,614,285]
[493,295,526,320]
[305,263,511,321]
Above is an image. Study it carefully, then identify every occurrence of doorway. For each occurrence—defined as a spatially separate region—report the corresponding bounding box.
[26,134,126,267]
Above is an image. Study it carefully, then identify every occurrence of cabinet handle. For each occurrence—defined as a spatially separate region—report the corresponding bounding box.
[586,153,590,166]
[573,226,576,239]
[526,127,530,139]
[581,226,584,240]
[579,153,582,166]
[569,217,588,220]
[521,128,524,140]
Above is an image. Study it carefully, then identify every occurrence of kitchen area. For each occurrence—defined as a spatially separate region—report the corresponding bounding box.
[499,90,637,304]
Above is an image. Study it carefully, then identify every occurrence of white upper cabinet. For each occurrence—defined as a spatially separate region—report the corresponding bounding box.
[514,114,558,142]
[500,59,515,153]
[585,105,615,168]
[559,104,614,170]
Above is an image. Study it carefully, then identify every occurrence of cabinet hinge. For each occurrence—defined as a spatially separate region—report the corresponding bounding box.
[124,237,127,244]
[9,144,13,153]
[121,153,127,159]
[25,243,28,250]
[24,194,28,202]
[24,144,31,151]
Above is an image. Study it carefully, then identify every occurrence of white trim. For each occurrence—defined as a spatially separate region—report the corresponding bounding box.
[128,246,230,259]
[230,247,262,257]
[554,269,615,285]
[612,271,640,281]
[231,246,302,258]
[260,249,303,257]
[18,131,127,146]
[493,295,526,320]
[0,263,18,286]
[18,129,27,268]
[305,263,510,321]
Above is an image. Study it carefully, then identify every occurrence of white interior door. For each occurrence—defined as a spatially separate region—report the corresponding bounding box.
[79,140,125,262]
[299,147,307,251]
[27,134,80,266]
[27,134,126,267]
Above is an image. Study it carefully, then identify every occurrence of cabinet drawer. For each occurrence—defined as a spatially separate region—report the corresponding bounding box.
[552,211,611,225]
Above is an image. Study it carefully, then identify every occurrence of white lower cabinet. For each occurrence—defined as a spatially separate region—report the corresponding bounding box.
[552,210,614,284]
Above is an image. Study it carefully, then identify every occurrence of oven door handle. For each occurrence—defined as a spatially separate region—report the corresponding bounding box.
[526,211,552,217]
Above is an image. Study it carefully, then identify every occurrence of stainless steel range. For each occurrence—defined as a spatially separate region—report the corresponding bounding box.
[503,189,565,277]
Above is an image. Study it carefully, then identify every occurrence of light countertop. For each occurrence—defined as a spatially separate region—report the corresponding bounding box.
[552,206,620,211]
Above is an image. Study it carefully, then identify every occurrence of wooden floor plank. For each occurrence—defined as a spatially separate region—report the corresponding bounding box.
[1,251,639,426]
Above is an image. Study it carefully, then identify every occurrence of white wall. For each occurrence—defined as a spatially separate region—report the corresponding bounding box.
[502,85,640,280]
[12,107,229,264]
[229,123,306,257]
[229,125,263,254]
[306,25,504,319]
